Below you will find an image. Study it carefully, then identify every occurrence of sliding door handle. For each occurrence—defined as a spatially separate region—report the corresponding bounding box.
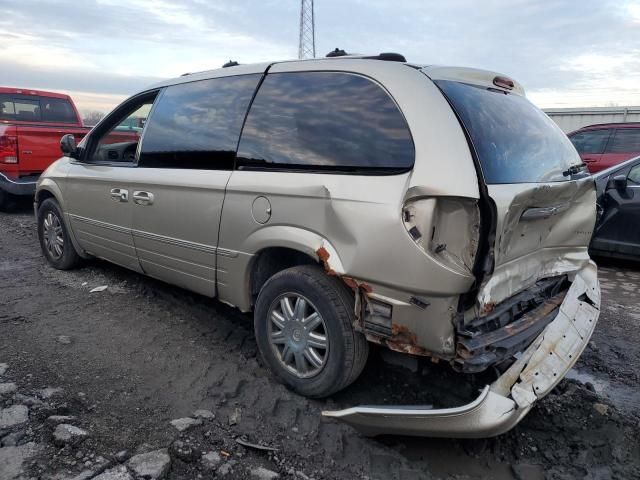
[110,188,128,202]
[132,191,154,205]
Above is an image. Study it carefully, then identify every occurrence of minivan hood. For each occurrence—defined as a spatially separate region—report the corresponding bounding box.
[477,178,596,311]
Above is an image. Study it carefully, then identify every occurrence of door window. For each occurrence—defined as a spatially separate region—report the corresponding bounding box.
[606,129,640,154]
[139,74,261,169]
[86,93,157,164]
[569,129,611,154]
[628,164,640,185]
[236,72,414,173]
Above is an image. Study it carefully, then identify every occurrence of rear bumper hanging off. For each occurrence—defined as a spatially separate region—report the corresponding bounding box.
[322,261,600,438]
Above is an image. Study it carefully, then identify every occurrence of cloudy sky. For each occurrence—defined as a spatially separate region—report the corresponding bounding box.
[1,0,639,114]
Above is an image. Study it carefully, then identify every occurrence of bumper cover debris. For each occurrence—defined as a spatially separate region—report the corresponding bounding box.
[322,262,600,438]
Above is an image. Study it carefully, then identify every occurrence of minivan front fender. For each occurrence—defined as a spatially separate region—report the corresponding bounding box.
[35,162,91,260]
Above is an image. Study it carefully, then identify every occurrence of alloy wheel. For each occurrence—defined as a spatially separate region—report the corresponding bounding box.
[268,293,329,378]
[43,211,64,259]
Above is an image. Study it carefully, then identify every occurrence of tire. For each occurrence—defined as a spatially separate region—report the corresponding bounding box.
[37,198,82,270]
[254,265,369,398]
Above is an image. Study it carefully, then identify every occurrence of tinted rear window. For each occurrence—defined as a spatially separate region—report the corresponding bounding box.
[437,80,582,184]
[0,94,76,123]
[0,95,16,119]
[140,75,260,169]
[41,97,77,123]
[15,98,41,121]
[606,129,640,153]
[236,72,414,173]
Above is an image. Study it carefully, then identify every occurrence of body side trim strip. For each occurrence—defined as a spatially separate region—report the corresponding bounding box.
[69,213,239,258]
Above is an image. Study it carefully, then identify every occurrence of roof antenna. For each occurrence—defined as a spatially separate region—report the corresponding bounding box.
[222,60,239,68]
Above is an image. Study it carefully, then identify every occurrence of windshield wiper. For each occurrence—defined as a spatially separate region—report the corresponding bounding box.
[563,163,588,177]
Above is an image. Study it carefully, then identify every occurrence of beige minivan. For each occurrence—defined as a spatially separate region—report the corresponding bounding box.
[35,53,600,438]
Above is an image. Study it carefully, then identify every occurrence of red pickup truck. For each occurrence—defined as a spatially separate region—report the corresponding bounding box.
[0,87,90,209]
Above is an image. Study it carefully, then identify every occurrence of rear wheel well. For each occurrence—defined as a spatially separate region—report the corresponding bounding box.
[250,247,318,305]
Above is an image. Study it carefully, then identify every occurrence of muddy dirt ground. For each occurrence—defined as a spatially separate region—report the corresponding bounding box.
[1,200,639,480]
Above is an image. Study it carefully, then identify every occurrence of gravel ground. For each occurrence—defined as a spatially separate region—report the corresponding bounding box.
[1,200,639,480]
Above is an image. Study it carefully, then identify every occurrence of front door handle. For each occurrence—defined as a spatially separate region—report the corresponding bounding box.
[132,191,154,205]
[110,188,128,202]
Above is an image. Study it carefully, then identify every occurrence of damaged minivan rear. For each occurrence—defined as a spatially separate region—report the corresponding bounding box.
[318,63,599,437]
[36,56,599,438]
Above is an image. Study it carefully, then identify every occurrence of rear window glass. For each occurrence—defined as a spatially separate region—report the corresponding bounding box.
[13,98,41,122]
[0,94,76,123]
[606,129,640,153]
[41,97,77,123]
[140,74,260,169]
[0,95,16,119]
[236,72,414,173]
[436,80,582,184]
[569,129,611,154]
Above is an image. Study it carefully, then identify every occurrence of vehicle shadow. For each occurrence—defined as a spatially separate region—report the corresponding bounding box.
[1,194,34,214]
[593,254,640,271]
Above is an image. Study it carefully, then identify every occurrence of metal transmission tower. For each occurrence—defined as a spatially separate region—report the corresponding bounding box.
[298,0,316,59]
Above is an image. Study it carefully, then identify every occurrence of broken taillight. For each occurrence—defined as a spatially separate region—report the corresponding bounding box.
[0,134,18,164]
[402,197,480,276]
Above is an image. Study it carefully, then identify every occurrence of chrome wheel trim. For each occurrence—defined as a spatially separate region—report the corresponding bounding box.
[267,293,329,379]
[43,211,64,259]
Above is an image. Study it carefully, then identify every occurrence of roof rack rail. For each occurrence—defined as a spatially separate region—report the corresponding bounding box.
[222,60,239,68]
[363,52,407,62]
[180,72,191,77]
[326,48,348,58]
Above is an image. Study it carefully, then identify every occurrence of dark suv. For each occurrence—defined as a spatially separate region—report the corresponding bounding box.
[568,123,640,173]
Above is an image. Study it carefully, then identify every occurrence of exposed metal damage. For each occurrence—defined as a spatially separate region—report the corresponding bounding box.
[322,262,600,437]
[315,244,445,361]
[455,276,569,373]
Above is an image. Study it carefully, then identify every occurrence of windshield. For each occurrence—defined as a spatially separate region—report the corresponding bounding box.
[436,80,583,184]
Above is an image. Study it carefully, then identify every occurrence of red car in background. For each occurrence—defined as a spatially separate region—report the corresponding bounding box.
[0,87,90,209]
[568,123,640,173]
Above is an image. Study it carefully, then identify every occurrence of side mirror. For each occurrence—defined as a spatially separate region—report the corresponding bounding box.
[60,134,78,158]
[607,174,627,191]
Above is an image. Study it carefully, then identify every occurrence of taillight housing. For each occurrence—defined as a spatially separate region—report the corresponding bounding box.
[402,197,480,276]
[0,134,18,164]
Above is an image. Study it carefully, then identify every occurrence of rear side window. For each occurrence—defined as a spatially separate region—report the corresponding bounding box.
[606,129,640,154]
[569,129,611,154]
[236,72,414,173]
[41,97,77,123]
[437,80,582,184]
[139,74,261,169]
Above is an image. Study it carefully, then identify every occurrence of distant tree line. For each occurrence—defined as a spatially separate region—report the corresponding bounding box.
[82,110,106,126]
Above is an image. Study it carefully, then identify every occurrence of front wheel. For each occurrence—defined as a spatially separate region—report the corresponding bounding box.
[254,265,369,398]
[37,198,81,270]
